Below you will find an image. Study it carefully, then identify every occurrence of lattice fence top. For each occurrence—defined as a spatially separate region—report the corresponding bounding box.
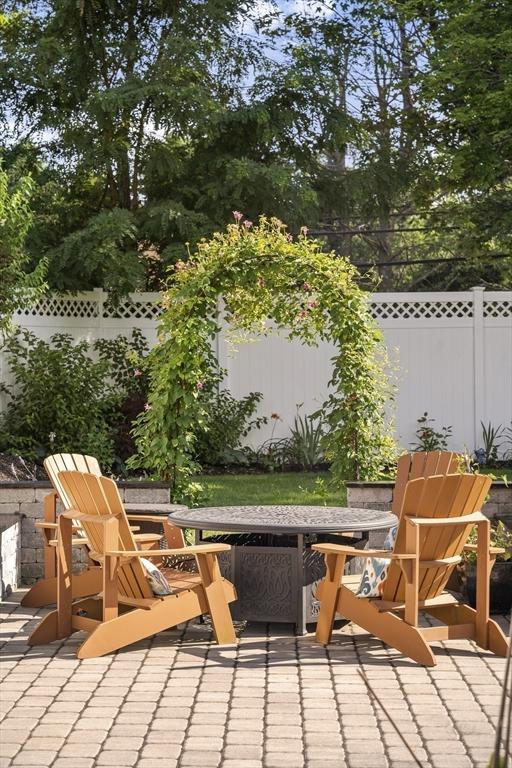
[483,299,512,318]
[103,299,161,320]
[14,290,512,322]
[370,299,473,320]
[16,296,100,319]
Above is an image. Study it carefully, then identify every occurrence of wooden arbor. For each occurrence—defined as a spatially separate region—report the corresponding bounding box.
[28,471,237,658]
[22,453,177,608]
[313,473,509,666]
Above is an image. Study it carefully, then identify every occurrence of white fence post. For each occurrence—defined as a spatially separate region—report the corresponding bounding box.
[93,287,105,342]
[472,286,485,450]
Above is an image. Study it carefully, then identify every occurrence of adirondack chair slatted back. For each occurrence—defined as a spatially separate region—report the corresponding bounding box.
[383,473,491,603]
[44,454,102,510]
[392,451,460,516]
[58,470,153,600]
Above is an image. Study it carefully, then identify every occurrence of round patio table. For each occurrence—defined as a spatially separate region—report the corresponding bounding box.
[168,505,396,634]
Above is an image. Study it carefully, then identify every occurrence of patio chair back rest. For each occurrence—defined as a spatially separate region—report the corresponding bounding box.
[382,472,491,603]
[392,451,460,517]
[44,453,102,510]
[58,470,153,600]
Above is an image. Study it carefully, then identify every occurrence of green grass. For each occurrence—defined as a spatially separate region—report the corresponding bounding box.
[481,468,511,483]
[197,471,346,507]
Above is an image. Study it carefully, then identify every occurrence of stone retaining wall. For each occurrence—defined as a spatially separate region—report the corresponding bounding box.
[347,480,511,547]
[0,482,171,586]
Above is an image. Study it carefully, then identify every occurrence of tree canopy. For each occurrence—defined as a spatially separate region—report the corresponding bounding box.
[1,0,510,294]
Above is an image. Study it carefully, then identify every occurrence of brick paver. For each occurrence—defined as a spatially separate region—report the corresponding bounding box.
[0,592,509,768]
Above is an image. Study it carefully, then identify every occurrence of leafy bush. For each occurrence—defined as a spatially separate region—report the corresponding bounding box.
[0,330,115,466]
[194,388,267,466]
[411,412,452,452]
[95,329,150,468]
[0,328,152,472]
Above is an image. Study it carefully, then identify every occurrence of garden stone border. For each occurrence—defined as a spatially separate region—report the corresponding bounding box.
[0,481,171,587]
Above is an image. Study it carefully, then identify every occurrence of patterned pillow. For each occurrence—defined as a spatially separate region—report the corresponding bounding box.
[140,557,173,596]
[355,525,398,598]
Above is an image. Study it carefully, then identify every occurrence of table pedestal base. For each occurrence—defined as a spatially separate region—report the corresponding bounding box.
[195,531,368,634]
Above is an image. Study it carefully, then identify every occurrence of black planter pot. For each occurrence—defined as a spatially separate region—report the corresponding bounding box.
[465,561,512,614]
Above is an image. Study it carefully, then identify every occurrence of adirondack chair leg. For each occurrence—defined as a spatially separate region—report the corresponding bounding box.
[337,587,437,666]
[21,567,102,608]
[22,492,59,607]
[195,553,236,645]
[316,554,346,645]
[427,604,509,657]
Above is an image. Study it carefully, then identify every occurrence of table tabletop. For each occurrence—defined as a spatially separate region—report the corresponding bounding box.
[168,504,396,535]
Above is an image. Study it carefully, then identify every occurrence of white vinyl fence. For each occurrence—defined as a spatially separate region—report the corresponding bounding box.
[2,287,511,456]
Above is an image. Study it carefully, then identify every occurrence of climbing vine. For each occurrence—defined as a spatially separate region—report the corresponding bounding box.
[131,216,395,498]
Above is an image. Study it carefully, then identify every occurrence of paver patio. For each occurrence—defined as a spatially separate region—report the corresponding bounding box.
[0,591,509,768]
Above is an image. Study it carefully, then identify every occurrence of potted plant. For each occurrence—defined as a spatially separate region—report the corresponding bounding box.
[461,521,512,613]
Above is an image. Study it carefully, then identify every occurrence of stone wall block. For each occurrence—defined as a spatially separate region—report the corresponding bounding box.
[34,487,54,502]
[347,487,393,505]
[124,487,170,504]
[21,562,44,582]
[0,503,21,518]
[20,502,44,520]
[21,548,36,564]
[0,488,36,503]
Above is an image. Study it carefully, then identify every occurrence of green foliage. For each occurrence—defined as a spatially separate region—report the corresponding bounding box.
[0,330,114,465]
[0,163,47,339]
[95,329,150,468]
[480,421,504,466]
[288,406,324,471]
[131,216,395,496]
[463,521,512,564]
[0,327,152,472]
[411,412,453,452]
[194,388,267,467]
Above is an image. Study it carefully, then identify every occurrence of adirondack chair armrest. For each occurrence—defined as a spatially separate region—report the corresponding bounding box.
[312,543,416,559]
[463,544,505,555]
[105,543,231,557]
[35,520,58,530]
[406,511,486,527]
[60,510,119,524]
[126,514,171,524]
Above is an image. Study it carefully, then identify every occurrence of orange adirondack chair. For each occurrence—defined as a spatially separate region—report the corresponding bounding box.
[392,450,460,516]
[313,473,509,666]
[22,453,183,608]
[28,471,236,658]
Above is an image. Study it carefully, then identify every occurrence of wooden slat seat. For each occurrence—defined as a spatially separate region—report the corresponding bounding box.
[312,473,510,666]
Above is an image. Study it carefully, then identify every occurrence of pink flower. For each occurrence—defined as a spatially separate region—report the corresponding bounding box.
[303,282,312,292]
[196,381,204,390]
[175,260,187,271]
[308,299,318,309]
[232,211,243,221]
[134,369,142,377]
[144,403,152,412]
[299,309,308,318]
[300,226,309,236]
[243,220,253,228]
[287,233,293,242]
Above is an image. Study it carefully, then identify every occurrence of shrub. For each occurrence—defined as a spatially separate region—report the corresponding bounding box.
[411,412,452,452]
[194,387,267,466]
[0,330,115,466]
[95,329,150,468]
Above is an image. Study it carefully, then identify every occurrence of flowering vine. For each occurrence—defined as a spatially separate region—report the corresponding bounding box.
[131,216,395,498]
